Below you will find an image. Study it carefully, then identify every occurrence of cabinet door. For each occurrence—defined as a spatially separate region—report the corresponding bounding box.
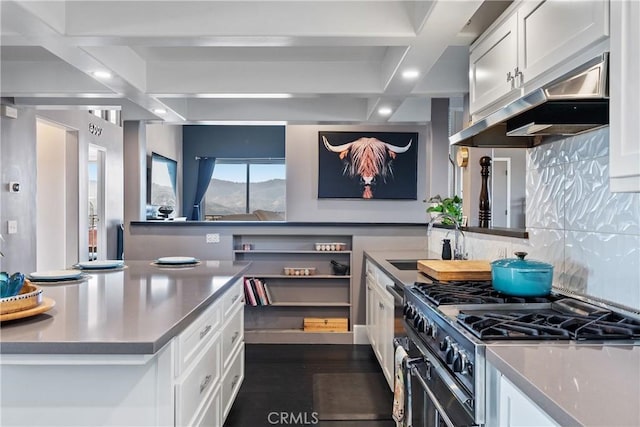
[518,0,609,85]
[365,273,377,349]
[469,13,518,116]
[610,0,640,192]
[379,288,395,391]
[498,375,559,427]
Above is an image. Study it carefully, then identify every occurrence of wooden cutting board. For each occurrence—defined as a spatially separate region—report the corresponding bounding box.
[417,260,492,281]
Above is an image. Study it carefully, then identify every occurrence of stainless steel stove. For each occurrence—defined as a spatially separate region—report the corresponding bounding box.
[398,280,640,427]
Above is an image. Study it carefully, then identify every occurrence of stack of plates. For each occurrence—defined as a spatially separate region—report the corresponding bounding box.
[75,260,125,270]
[154,256,199,266]
[28,270,84,282]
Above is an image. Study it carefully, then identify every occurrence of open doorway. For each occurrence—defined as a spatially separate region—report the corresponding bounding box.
[88,145,106,260]
[36,119,79,270]
[491,157,511,228]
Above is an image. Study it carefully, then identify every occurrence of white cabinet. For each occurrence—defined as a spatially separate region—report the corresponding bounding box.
[486,362,559,427]
[470,0,609,119]
[470,12,519,116]
[365,260,395,390]
[497,376,559,427]
[609,0,640,192]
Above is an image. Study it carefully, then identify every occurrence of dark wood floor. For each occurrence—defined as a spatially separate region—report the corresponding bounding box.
[224,344,395,427]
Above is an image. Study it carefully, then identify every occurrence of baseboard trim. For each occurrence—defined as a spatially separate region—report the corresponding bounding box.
[352,325,369,345]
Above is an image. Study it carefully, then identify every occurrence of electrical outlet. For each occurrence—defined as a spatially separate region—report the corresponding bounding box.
[206,233,220,243]
[7,220,17,234]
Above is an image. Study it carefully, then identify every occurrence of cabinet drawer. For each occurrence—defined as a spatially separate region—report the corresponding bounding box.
[176,334,221,427]
[222,278,244,318]
[221,304,244,370]
[176,300,221,375]
[192,384,222,427]
[222,344,245,421]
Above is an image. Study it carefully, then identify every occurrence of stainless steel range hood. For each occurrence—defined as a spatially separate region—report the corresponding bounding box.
[450,53,609,148]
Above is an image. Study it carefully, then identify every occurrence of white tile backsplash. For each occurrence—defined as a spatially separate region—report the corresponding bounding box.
[564,231,640,310]
[448,128,640,311]
[526,165,565,230]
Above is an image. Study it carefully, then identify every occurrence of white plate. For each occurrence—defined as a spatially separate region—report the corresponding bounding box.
[76,260,125,269]
[155,256,198,265]
[29,270,83,281]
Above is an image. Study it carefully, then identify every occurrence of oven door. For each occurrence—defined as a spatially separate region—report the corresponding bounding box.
[401,331,478,427]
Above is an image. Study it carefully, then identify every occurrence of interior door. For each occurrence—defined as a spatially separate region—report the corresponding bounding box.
[492,158,510,228]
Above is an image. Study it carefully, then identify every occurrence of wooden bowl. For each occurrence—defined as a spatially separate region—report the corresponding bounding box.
[0,281,43,315]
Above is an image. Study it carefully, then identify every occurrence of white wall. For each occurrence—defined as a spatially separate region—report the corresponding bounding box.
[36,121,67,270]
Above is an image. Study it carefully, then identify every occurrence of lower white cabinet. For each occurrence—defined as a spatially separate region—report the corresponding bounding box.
[365,260,395,390]
[0,278,245,427]
[486,362,558,427]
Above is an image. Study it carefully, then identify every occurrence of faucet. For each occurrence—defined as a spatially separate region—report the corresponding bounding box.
[427,213,467,260]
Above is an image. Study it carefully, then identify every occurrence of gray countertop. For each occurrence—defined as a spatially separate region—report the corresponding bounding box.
[0,260,250,355]
[488,344,640,427]
[364,250,640,427]
[363,250,436,289]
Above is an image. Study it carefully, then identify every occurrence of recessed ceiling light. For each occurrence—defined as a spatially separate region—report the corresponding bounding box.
[378,107,393,116]
[92,70,112,79]
[152,108,167,115]
[402,69,420,79]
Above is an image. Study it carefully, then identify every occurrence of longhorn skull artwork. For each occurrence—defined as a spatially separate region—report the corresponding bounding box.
[321,134,414,199]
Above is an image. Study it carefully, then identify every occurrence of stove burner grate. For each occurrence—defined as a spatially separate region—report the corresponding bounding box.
[412,281,555,305]
[457,306,640,340]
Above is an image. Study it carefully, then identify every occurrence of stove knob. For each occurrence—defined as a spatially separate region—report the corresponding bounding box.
[453,350,465,373]
[430,323,438,339]
[446,343,459,365]
[458,352,471,375]
[424,319,433,336]
[439,336,451,352]
[404,304,414,319]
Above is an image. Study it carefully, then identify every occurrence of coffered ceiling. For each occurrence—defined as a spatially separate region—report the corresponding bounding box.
[0,1,510,124]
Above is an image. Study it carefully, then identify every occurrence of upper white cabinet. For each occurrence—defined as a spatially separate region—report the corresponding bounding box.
[470,0,609,119]
[609,0,640,192]
[470,13,519,116]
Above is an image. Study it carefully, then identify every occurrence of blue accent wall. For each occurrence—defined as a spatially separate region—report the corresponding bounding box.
[182,125,285,216]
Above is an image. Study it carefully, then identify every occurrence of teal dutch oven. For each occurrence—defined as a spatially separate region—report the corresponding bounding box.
[491,252,553,297]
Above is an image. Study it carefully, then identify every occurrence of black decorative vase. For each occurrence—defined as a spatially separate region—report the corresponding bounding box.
[442,239,452,260]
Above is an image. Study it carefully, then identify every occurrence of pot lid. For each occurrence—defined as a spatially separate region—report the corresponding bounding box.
[491,252,553,270]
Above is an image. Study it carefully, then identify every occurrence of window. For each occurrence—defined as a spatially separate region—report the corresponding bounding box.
[204,159,285,217]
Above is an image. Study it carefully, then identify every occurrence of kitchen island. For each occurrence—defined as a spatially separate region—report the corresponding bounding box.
[0,260,249,427]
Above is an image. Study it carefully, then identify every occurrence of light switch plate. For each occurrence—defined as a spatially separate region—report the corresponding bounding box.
[7,220,17,234]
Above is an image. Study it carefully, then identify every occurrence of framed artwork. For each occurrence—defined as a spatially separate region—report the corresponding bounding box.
[318,131,418,199]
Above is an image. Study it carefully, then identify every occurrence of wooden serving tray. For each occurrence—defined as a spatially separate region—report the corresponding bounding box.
[417,260,492,281]
[0,297,55,322]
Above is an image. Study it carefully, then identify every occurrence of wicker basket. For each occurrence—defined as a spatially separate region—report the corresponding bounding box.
[0,282,43,315]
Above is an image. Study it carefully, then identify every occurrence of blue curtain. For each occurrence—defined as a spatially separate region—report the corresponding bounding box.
[191,157,216,220]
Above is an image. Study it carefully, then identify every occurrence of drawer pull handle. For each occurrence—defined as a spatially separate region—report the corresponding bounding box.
[200,374,212,394]
[200,324,212,339]
[231,374,240,389]
[231,331,240,344]
[231,294,240,304]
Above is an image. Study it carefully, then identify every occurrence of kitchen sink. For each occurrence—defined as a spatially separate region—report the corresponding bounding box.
[387,260,420,270]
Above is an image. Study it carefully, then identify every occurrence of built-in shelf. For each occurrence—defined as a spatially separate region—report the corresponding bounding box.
[252,274,351,279]
[234,233,353,344]
[247,302,351,307]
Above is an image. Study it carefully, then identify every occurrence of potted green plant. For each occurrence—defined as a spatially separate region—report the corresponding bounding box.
[426,195,463,225]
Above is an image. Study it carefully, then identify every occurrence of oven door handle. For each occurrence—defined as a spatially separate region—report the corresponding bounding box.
[410,364,457,427]
[405,325,474,411]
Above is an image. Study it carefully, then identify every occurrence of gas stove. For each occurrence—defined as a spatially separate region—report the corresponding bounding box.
[401,279,640,426]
